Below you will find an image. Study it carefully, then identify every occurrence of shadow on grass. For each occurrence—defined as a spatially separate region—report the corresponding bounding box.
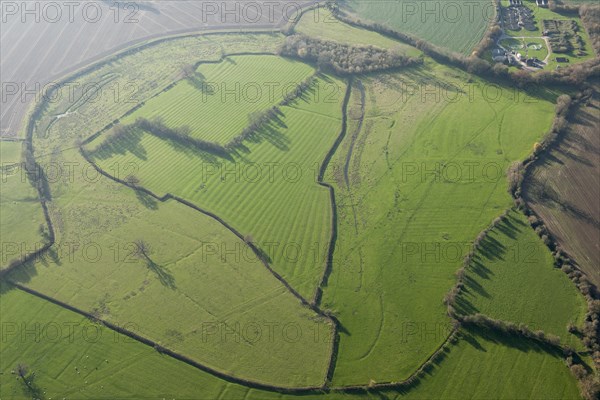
[455,213,531,315]
[19,373,45,400]
[461,325,564,358]
[90,127,147,161]
[146,258,176,290]
[135,190,159,210]
[477,234,506,261]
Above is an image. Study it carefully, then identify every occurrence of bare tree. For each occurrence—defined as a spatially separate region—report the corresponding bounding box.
[134,240,150,260]
[16,363,29,382]
[125,175,141,187]
[181,64,196,78]
[15,363,43,398]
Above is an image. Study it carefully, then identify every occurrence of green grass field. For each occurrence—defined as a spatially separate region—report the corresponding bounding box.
[0,144,33,270]
[0,17,590,398]
[0,169,46,271]
[399,327,582,400]
[87,71,347,300]
[456,209,587,348]
[120,55,315,145]
[8,145,334,388]
[0,282,234,399]
[295,7,422,57]
[0,141,22,165]
[320,62,565,385]
[1,284,580,400]
[5,34,335,389]
[340,0,492,54]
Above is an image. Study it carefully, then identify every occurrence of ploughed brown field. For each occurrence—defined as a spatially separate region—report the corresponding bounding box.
[524,82,600,288]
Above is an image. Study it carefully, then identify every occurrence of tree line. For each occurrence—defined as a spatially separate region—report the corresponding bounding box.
[580,5,600,55]
[95,73,322,159]
[279,34,422,75]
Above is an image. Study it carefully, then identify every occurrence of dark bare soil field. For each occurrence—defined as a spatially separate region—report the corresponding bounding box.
[524,84,600,288]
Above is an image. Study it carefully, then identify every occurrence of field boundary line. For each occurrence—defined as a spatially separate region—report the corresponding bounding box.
[81,65,464,394]
[79,144,338,389]
[310,78,352,307]
[5,281,326,393]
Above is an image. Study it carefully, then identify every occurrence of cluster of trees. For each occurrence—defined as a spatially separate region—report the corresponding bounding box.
[566,354,600,400]
[279,34,422,75]
[13,363,43,398]
[471,0,503,58]
[227,106,282,149]
[548,0,582,14]
[281,74,317,106]
[580,5,600,55]
[472,23,503,58]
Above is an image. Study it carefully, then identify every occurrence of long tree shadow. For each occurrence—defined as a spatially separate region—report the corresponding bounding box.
[469,258,493,280]
[537,150,565,168]
[187,72,216,96]
[463,275,491,298]
[17,366,45,400]
[455,215,529,315]
[455,286,480,315]
[463,325,565,357]
[392,324,571,398]
[135,190,159,210]
[555,143,594,167]
[477,234,506,261]
[89,122,234,167]
[229,110,291,156]
[146,258,176,289]
[495,214,524,240]
[91,127,147,161]
[135,240,176,289]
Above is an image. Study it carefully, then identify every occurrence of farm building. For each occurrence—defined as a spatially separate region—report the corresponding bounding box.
[492,49,508,62]
[536,0,548,7]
